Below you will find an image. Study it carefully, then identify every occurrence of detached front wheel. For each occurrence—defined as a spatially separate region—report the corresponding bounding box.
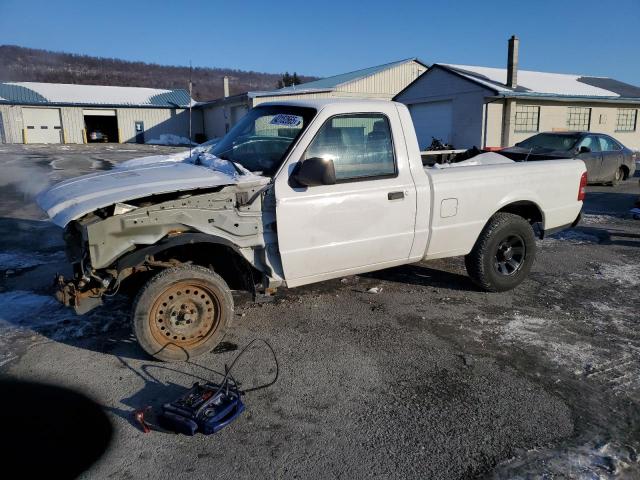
[132,265,233,362]
[465,213,537,292]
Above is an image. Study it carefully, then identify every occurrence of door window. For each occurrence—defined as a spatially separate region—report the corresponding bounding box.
[598,136,622,152]
[577,135,601,152]
[302,114,396,181]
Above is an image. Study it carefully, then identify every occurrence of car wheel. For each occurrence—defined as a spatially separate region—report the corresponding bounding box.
[132,265,233,362]
[465,213,537,292]
[612,167,624,186]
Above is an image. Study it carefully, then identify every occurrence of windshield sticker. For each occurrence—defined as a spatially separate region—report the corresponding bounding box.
[270,114,302,127]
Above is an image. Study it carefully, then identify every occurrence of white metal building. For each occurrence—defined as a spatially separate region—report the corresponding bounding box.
[199,58,428,139]
[0,82,200,144]
[395,38,640,150]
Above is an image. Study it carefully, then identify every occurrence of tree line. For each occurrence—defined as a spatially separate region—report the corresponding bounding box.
[0,45,317,101]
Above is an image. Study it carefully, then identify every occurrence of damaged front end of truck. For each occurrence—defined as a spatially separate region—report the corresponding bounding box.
[38,161,282,315]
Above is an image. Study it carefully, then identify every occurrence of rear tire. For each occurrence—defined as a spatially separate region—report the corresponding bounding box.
[132,265,233,362]
[612,167,624,186]
[465,213,537,292]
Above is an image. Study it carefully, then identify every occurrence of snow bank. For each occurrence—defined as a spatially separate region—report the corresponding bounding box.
[146,134,196,146]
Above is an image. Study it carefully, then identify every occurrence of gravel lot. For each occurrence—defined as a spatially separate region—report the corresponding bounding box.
[0,144,639,479]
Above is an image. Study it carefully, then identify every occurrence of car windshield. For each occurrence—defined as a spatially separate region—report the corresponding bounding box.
[516,133,581,151]
[210,105,316,175]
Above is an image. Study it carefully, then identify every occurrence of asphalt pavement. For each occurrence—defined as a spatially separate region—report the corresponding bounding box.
[0,144,638,479]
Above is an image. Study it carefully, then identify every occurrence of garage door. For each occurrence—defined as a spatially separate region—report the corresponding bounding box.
[22,108,62,144]
[409,101,453,150]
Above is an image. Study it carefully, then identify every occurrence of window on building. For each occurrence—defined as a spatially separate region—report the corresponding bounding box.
[615,108,637,132]
[566,107,591,130]
[514,105,540,132]
[302,114,396,181]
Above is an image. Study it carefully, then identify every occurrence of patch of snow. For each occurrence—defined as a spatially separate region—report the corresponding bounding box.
[116,151,194,169]
[493,440,640,479]
[0,290,129,351]
[443,64,623,97]
[432,152,513,169]
[540,229,600,245]
[0,250,65,270]
[146,134,196,146]
[195,153,253,177]
[582,213,620,225]
[499,313,598,368]
[116,138,220,169]
[596,263,640,287]
[4,81,190,107]
[0,291,59,325]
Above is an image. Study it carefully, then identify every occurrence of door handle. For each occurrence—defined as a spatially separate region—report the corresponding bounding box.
[387,191,404,200]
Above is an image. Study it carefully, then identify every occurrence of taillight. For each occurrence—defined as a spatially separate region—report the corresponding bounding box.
[578,171,587,201]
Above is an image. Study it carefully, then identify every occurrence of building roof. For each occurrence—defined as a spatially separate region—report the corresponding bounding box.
[275,57,427,93]
[0,81,193,107]
[196,57,428,107]
[435,64,640,101]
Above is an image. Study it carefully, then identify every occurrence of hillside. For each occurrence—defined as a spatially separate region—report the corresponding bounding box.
[0,45,317,101]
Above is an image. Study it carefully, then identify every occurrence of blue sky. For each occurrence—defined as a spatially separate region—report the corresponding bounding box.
[1,0,638,84]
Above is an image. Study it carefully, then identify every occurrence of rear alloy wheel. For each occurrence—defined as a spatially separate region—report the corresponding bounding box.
[465,213,537,292]
[132,265,233,361]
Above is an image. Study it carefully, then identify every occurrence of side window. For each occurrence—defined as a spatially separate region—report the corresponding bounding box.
[577,135,601,152]
[598,136,612,152]
[597,136,622,152]
[302,114,396,181]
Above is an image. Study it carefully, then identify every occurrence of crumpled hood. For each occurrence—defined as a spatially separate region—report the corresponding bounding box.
[37,162,267,227]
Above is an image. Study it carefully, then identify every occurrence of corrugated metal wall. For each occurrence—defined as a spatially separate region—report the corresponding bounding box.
[0,105,203,144]
[334,61,427,99]
[0,105,24,143]
[60,107,85,143]
[116,107,202,143]
[199,60,427,136]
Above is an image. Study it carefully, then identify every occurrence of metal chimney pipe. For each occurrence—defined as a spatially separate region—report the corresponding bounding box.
[223,76,230,98]
[507,35,519,89]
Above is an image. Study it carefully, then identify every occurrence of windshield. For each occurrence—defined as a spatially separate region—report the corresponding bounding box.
[211,105,316,175]
[516,133,581,151]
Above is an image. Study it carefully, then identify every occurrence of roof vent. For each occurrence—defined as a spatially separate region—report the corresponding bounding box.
[507,35,519,89]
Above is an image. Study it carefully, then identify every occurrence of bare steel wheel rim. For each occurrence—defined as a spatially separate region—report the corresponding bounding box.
[149,281,221,349]
[493,234,526,276]
[615,168,623,181]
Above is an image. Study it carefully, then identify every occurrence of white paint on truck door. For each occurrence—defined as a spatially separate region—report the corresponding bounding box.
[274,104,417,287]
[409,101,452,150]
[22,107,62,144]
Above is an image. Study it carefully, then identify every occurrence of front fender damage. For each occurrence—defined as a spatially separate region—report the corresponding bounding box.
[59,180,280,314]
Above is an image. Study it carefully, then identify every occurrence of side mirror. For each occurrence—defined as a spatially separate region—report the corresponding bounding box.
[578,146,591,154]
[292,157,336,186]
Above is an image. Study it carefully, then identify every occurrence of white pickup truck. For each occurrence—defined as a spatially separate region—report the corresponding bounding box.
[38,99,586,361]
